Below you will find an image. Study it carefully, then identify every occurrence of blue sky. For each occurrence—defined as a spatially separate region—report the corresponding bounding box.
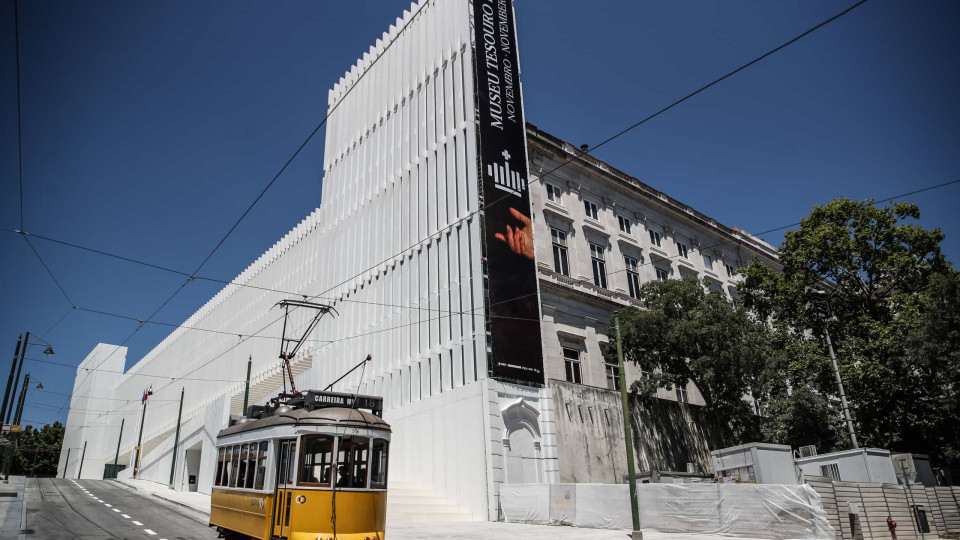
[1,0,958,428]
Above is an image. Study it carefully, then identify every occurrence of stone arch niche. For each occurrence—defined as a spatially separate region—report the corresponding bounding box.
[502,398,543,484]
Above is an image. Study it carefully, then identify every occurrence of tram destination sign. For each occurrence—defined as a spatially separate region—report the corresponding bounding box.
[301,390,383,415]
[472,0,545,385]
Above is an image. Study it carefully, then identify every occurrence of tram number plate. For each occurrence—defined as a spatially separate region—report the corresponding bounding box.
[250,497,264,509]
[350,428,359,434]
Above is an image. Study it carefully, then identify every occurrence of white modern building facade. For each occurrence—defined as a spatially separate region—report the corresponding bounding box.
[58,0,778,521]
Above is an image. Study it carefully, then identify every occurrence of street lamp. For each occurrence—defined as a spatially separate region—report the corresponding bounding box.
[805,288,859,449]
[3,332,54,425]
[13,375,44,426]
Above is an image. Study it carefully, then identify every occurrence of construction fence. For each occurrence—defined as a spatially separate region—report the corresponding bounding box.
[805,476,960,540]
[500,483,835,539]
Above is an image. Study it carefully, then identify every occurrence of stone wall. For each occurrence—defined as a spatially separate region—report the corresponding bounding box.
[551,380,712,483]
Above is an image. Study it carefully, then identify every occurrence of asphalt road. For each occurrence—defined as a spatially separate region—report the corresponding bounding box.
[23,478,219,540]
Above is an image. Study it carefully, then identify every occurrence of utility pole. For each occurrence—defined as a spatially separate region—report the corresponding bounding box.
[242,356,252,415]
[13,374,30,425]
[6,332,28,424]
[614,312,642,539]
[1,335,23,422]
[169,388,184,486]
[78,440,87,478]
[62,448,71,478]
[114,418,124,465]
[134,386,151,479]
[823,322,858,449]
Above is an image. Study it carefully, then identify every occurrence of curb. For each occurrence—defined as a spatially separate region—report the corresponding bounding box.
[150,492,211,519]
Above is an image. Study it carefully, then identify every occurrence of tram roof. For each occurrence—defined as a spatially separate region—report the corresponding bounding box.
[217,406,390,439]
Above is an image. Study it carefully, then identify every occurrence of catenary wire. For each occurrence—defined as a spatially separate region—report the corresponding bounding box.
[14,0,881,421]
[55,6,430,386]
[3,0,872,346]
[82,170,960,425]
[14,0,24,231]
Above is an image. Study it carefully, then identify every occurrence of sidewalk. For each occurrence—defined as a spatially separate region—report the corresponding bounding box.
[0,476,26,540]
[113,477,211,516]
[105,481,785,540]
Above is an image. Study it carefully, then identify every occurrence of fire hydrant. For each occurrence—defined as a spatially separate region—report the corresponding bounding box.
[887,516,897,540]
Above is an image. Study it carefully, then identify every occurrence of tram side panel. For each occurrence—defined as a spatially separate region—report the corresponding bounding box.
[209,439,277,540]
[211,489,274,540]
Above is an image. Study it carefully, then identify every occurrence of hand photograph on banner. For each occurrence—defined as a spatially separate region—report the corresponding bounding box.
[494,207,534,260]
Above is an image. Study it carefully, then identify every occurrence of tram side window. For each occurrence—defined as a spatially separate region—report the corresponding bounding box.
[215,447,226,487]
[371,439,389,489]
[287,442,296,484]
[229,444,241,487]
[336,436,369,489]
[254,441,268,490]
[224,446,234,487]
[244,443,256,489]
[238,444,251,488]
[299,435,334,486]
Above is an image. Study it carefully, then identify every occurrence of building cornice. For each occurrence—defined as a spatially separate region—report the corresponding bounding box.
[525,124,780,265]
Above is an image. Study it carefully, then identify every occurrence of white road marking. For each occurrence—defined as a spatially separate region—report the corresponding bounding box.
[132,521,143,526]
[144,529,156,536]
[113,509,121,513]
[121,514,131,518]
[105,503,112,507]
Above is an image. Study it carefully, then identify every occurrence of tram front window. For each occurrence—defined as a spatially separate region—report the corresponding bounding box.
[299,435,334,486]
[371,438,389,489]
[336,436,369,488]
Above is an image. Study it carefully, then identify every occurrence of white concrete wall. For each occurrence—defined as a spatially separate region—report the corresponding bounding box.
[58,344,126,479]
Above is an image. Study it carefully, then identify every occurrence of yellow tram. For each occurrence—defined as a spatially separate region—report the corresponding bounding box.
[209,391,390,540]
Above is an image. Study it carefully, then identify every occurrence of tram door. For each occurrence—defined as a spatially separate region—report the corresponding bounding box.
[273,439,297,539]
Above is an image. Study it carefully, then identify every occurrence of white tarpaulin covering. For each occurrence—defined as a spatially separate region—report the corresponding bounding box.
[500,483,835,540]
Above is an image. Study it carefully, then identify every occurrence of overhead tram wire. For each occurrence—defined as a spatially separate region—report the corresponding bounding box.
[14,0,24,231]
[18,0,877,421]
[58,7,429,386]
[6,0,872,354]
[594,178,960,282]
[79,172,957,426]
[0,227,506,317]
[276,0,875,329]
[91,172,960,423]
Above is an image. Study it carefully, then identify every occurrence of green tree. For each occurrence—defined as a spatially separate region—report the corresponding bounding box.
[12,421,64,477]
[761,385,843,453]
[612,276,776,447]
[738,198,956,463]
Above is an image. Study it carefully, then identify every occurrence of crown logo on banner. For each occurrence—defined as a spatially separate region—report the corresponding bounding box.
[488,150,527,197]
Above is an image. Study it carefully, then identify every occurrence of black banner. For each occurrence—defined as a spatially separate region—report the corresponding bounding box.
[473,0,544,385]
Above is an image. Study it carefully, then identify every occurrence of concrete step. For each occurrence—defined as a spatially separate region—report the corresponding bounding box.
[385,482,471,523]
[386,495,448,506]
[387,502,464,514]
[387,512,473,523]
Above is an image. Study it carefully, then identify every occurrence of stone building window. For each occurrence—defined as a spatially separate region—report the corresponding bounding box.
[702,254,714,272]
[655,267,669,282]
[563,347,582,384]
[605,361,620,391]
[624,256,641,299]
[617,215,632,234]
[583,199,599,220]
[546,183,562,204]
[675,381,689,403]
[649,230,662,247]
[676,241,689,259]
[589,242,607,289]
[551,227,569,276]
[726,263,736,278]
